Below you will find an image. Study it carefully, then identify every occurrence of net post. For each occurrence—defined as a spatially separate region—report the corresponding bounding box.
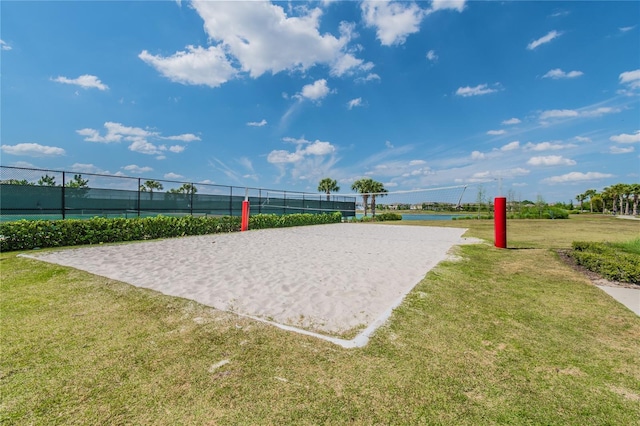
[241,188,250,232]
[494,197,507,248]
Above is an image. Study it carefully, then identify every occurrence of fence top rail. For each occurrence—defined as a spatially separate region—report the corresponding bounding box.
[0,165,356,202]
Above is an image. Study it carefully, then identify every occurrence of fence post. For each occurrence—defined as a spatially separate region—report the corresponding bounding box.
[137,178,141,217]
[61,171,66,219]
[229,187,233,216]
[190,183,194,216]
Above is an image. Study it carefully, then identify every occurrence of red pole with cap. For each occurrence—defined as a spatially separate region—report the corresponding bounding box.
[494,197,507,248]
[241,189,250,232]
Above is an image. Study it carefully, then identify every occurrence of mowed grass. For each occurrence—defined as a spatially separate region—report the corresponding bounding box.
[1,215,639,424]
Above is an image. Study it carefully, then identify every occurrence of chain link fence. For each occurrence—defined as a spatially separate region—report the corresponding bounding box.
[0,166,356,222]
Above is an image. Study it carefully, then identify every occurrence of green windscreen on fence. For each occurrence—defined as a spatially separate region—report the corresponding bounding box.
[0,169,356,222]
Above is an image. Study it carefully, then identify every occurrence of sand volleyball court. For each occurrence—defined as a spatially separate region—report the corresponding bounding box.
[23,223,480,347]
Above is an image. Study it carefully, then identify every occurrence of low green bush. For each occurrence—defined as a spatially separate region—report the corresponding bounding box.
[375,212,402,221]
[0,212,343,252]
[569,240,640,284]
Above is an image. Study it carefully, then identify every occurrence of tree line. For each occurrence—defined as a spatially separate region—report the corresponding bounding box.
[318,177,387,217]
[575,183,639,216]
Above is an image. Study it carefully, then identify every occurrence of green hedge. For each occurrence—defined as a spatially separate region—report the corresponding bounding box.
[0,212,343,252]
[374,212,402,221]
[570,241,640,284]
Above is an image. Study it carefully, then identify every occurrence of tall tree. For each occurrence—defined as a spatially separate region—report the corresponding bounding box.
[369,180,387,218]
[622,183,632,215]
[140,180,164,200]
[630,183,640,216]
[317,178,340,201]
[584,189,597,213]
[351,178,374,217]
[575,192,586,211]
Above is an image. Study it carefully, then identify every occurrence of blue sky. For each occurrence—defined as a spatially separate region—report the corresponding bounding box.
[2,0,639,202]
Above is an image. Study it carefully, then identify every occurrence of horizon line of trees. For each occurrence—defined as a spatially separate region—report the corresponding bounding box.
[575,183,639,216]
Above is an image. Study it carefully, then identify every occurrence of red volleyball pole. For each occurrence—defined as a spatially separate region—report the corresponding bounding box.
[494,196,507,248]
[241,189,250,232]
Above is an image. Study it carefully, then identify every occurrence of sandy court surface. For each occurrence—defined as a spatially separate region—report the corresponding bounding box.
[23,223,477,339]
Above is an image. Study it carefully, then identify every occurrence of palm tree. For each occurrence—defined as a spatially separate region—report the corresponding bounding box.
[622,183,632,215]
[369,180,387,217]
[575,192,586,211]
[140,180,164,200]
[584,189,597,213]
[630,183,640,216]
[601,186,615,214]
[351,178,374,217]
[317,178,340,201]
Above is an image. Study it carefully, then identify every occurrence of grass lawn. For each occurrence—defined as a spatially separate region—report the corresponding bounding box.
[1,215,639,424]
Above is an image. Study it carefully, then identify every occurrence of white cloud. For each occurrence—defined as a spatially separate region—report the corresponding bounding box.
[455,83,498,97]
[581,107,620,117]
[139,46,236,88]
[69,163,108,174]
[542,68,583,79]
[426,49,438,62]
[357,73,381,83]
[610,130,640,144]
[542,171,613,184]
[147,1,368,86]
[1,143,66,157]
[361,1,424,46]
[487,129,506,135]
[539,109,579,120]
[385,140,394,149]
[298,79,332,102]
[527,155,576,166]
[527,30,562,50]
[524,141,574,151]
[429,0,466,13]
[123,165,153,174]
[501,141,520,151]
[409,160,426,166]
[52,74,109,90]
[471,151,485,160]
[619,69,640,90]
[268,138,335,164]
[502,118,521,125]
[267,137,338,183]
[574,136,591,143]
[247,119,267,127]
[0,39,12,51]
[162,133,201,142]
[610,146,634,154]
[620,26,636,33]
[129,139,163,156]
[164,172,184,179]
[77,122,155,143]
[347,97,363,110]
[77,122,195,157]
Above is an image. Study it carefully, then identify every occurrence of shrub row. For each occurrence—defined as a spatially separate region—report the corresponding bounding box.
[570,241,640,284]
[452,207,569,220]
[0,212,343,252]
[348,212,403,223]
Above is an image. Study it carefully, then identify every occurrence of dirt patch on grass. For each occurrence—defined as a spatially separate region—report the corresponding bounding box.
[556,249,640,290]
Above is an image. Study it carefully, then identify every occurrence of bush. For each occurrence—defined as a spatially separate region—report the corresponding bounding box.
[0,212,343,252]
[569,241,640,284]
[375,212,402,221]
